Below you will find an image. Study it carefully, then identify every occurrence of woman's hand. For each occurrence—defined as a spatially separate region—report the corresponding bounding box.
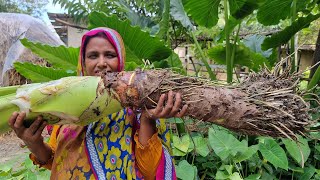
[141,90,188,121]
[8,112,47,148]
[138,91,188,146]
[8,112,53,164]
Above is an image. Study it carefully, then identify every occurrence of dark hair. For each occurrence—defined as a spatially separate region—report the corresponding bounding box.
[82,32,109,61]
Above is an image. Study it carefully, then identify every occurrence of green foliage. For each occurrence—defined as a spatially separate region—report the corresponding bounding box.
[0,0,48,18]
[88,12,172,62]
[172,134,193,156]
[256,0,307,25]
[207,44,270,71]
[282,136,310,166]
[176,160,197,180]
[183,0,220,28]
[262,13,320,50]
[20,39,79,70]
[258,138,288,170]
[14,62,76,83]
[157,0,170,40]
[232,0,265,19]
[192,136,210,157]
[114,0,156,29]
[208,127,246,161]
[0,153,50,179]
[170,0,195,31]
[242,35,272,58]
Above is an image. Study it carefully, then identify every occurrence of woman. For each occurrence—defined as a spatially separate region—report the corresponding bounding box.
[8,27,187,180]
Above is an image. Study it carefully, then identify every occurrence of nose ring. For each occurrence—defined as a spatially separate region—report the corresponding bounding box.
[104,62,107,66]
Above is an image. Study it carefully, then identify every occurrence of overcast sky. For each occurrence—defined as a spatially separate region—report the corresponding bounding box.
[42,0,66,25]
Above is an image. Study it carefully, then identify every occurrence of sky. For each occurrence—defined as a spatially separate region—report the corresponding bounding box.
[42,0,66,25]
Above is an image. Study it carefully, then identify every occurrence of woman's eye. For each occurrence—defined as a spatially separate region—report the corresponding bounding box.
[88,54,97,59]
[105,53,117,58]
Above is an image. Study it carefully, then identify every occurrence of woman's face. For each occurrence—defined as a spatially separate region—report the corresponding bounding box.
[84,36,119,76]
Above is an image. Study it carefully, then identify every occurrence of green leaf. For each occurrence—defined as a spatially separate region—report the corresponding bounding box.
[88,12,172,62]
[0,165,12,173]
[262,13,320,50]
[157,0,170,39]
[216,170,229,179]
[173,135,191,153]
[216,17,242,42]
[229,0,246,14]
[234,144,259,163]
[219,164,233,175]
[125,45,143,65]
[244,174,261,180]
[114,0,155,29]
[170,0,195,31]
[242,35,273,58]
[20,39,79,70]
[124,62,139,71]
[183,0,220,28]
[298,166,316,180]
[282,136,310,166]
[232,0,265,20]
[208,44,269,71]
[164,52,183,72]
[14,62,76,83]
[257,0,307,25]
[208,127,244,161]
[229,172,242,180]
[258,138,288,170]
[193,136,210,157]
[176,160,196,180]
[315,145,320,153]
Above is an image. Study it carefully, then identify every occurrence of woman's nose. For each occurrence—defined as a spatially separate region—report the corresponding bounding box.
[97,55,107,68]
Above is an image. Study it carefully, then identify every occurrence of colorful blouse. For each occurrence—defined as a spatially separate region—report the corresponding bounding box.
[30,108,176,180]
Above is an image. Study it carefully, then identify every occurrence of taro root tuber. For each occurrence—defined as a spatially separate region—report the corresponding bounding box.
[103,69,314,139]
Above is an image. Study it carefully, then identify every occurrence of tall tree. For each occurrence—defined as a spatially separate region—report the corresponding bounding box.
[0,0,48,18]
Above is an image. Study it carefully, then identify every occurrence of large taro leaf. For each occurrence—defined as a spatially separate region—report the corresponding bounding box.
[183,0,220,28]
[282,136,310,166]
[258,138,288,170]
[170,0,195,31]
[232,0,265,20]
[88,12,172,62]
[14,62,76,83]
[125,45,143,65]
[153,52,185,73]
[157,0,170,39]
[262,13,320,50]
[229,0,246,15]
[243,34,273,58]
[164,52,184,71]
[208,44,269,71]
[208,127,246,161]
[114,0,156,29]
[20,39,79,71]
[257,0,307,26]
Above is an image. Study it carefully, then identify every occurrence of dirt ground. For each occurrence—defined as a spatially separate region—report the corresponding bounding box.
[0,131,29,164]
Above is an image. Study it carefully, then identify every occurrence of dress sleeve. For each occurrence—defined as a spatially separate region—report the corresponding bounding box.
[134,131,162,180]
[29,125,60,170]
